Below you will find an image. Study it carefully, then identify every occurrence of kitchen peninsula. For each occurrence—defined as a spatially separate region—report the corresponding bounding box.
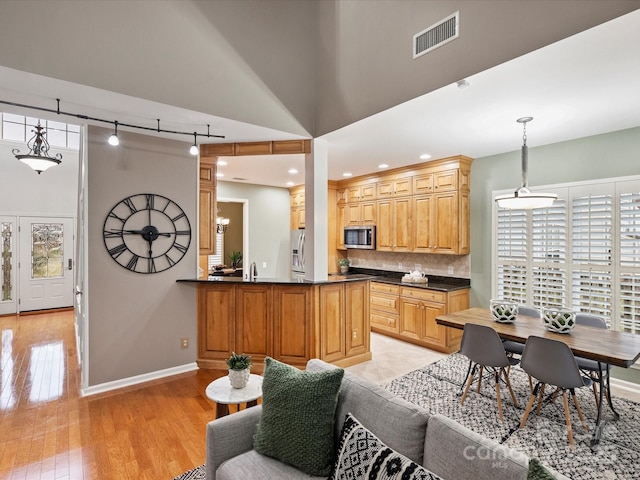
[178,275,372,371]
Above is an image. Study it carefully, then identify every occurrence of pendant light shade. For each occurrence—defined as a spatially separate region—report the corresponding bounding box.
[12,123,62,174]
[495,117,557,209]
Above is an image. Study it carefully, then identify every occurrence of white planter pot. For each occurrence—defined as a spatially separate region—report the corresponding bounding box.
[228,368,250,389]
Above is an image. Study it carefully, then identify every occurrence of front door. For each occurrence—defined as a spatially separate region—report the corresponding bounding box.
[18,217,74,312]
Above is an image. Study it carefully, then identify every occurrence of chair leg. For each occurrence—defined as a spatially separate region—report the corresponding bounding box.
[494,371,504,421]
[520,389,538,429]
[528,375,533,393]
[460,365,477,406]
[570,389,589,432]
[562,391,575,449]
[535,383,547,415]
[477,365,484,393]
[591,374,599,409]
[501,368,519,408]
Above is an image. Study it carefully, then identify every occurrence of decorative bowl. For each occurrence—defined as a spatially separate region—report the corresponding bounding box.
[542,307,576,333]
[490,299,518,323]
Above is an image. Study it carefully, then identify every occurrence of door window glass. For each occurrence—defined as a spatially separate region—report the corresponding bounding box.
[1,222,12,301]
[31,223,64,279]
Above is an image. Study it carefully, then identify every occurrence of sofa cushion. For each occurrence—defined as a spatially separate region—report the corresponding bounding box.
[330,413,443,480]
[217,450,326,480]
[423,414,529,480]
[306,358,430,465]
[253,357,344,476]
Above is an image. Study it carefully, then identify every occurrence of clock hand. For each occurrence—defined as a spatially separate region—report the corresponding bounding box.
[118,229,172,237]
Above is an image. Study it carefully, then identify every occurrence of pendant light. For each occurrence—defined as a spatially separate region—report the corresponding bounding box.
[494,117,557,209]
[189,132,199,156]
[108,121,120,146]
[12,122,62,174]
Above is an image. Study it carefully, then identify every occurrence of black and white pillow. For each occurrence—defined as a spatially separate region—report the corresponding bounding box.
[330,413,443,480]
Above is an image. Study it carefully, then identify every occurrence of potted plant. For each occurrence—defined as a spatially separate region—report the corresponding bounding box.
[229,251,243,269]
[226,352,252,388]
[338,258,350,274]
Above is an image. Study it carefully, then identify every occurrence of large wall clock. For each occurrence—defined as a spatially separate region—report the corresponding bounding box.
[103,193,192,274]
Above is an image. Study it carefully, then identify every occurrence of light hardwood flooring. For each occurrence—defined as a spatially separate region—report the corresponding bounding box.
[2,310,639,479]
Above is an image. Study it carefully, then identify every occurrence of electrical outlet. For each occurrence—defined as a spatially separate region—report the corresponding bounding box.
[262,261,267,268]
[447,266,454,275]
[181,337,189,349]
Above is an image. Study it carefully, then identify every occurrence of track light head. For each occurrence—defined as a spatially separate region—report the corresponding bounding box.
[190,132,198,156]
[108,121,119,146]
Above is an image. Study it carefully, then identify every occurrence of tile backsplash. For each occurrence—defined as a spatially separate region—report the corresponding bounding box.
[347,250,470,278]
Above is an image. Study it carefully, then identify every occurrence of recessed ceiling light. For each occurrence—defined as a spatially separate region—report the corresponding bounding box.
[286,181,294,186]
[378,163,389,169]
[419,153,432,160]
[343,172,353,177]
[217,160,227,166]
[288,168,298,174]
[216,172,224,177]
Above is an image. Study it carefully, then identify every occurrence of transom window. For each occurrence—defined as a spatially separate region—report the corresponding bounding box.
[493,176,640,335]
[1,112,80,149]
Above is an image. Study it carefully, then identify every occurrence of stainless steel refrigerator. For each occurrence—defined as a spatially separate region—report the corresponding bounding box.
[291,229,305,278]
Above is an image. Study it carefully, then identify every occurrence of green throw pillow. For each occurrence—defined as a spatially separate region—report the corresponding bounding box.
[253,357,345,476]
[527,458,555,480]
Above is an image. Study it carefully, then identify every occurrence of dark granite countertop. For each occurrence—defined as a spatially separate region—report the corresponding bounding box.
[177,268,469,292]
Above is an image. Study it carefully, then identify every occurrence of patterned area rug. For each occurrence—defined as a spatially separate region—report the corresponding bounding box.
[385,353,640,480]
[173,465,205,480]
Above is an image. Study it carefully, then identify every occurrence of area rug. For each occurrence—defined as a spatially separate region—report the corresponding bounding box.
[173,465,205,480]
[385,353,640,480]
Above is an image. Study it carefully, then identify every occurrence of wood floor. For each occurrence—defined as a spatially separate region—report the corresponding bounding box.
[0,310,227,480]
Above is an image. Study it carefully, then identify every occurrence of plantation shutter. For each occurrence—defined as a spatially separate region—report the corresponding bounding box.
[619,186,640,334]
[496,207,528,303]
[571,191,613,319]
[207,233,225,273]
[531,199,567,308]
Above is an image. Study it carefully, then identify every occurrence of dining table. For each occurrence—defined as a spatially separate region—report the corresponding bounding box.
[436,307,640,448]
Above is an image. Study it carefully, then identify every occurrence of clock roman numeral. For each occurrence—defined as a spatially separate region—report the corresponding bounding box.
[108,243,128,258]
[145,194,155,210]
[126,255,140,271]
[171,212,186,222]
[164,254,177,267]
[108,211,126,223]
[173,242,188,254]
[148,257,157,273]
[123,198,138,214]
[174,230,190,236]
[103,230,123,238]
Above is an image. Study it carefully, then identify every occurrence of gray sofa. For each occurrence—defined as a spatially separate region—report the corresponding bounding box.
[206,358,568,480]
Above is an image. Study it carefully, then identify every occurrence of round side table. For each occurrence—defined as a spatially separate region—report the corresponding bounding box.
[205,373,263,418]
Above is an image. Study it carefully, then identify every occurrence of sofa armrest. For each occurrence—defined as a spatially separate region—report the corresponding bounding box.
[205,405,262,480]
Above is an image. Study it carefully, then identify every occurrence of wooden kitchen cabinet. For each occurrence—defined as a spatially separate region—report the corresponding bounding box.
[289,186,306,230]
[376,197,412,251]
[336,203,346,250]
[370,283,469,353]
[346,183,376,202]
[199,159,217,255]
[413,191,463,254]
[345,201,376,226]
[197,280,370,371]
[370,282,400,334]
[377,178,412,198]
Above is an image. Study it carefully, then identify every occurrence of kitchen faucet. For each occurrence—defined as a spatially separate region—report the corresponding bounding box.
[249,261,257,281]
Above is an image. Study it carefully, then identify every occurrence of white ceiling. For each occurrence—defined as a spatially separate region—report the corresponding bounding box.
[1,9,639,189]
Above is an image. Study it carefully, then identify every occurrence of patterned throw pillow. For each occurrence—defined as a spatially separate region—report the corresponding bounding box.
[330,413,443,480]
[253,357,344,476]
[527,458,556,480]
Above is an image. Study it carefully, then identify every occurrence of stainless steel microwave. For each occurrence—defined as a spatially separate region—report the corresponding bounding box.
[344,225,376,249]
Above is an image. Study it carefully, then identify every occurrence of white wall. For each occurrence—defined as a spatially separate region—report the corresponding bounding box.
[217,181,291,278]
[0,140,78,215]
[86,126,198,386]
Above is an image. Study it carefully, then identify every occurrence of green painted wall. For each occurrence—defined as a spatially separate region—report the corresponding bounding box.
[470,126,640,309]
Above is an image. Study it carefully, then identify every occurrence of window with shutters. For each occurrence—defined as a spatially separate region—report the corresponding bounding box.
[493,176,640,336]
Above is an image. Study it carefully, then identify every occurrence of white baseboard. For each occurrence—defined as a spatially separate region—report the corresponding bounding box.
[610,377,640,397]
[81,362,199,397]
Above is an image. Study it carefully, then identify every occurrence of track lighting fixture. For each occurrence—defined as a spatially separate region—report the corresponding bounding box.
[0,98,225,156]
[189,132,199,156]
[495,117,557,209]
[12,122,62,174]
[108,121,120,146]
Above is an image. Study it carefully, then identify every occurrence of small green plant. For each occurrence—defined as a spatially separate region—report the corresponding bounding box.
[226,352,252,371]
[229,251,243,268]
[338,258,350,267]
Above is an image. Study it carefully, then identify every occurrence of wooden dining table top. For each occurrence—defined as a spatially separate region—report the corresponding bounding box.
[436,307,640,368]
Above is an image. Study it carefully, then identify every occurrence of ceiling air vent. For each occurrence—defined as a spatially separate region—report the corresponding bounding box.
[413,11,459,59]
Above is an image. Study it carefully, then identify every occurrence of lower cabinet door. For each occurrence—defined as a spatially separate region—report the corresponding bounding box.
[235,285,273,362]
[272,285,312,367]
